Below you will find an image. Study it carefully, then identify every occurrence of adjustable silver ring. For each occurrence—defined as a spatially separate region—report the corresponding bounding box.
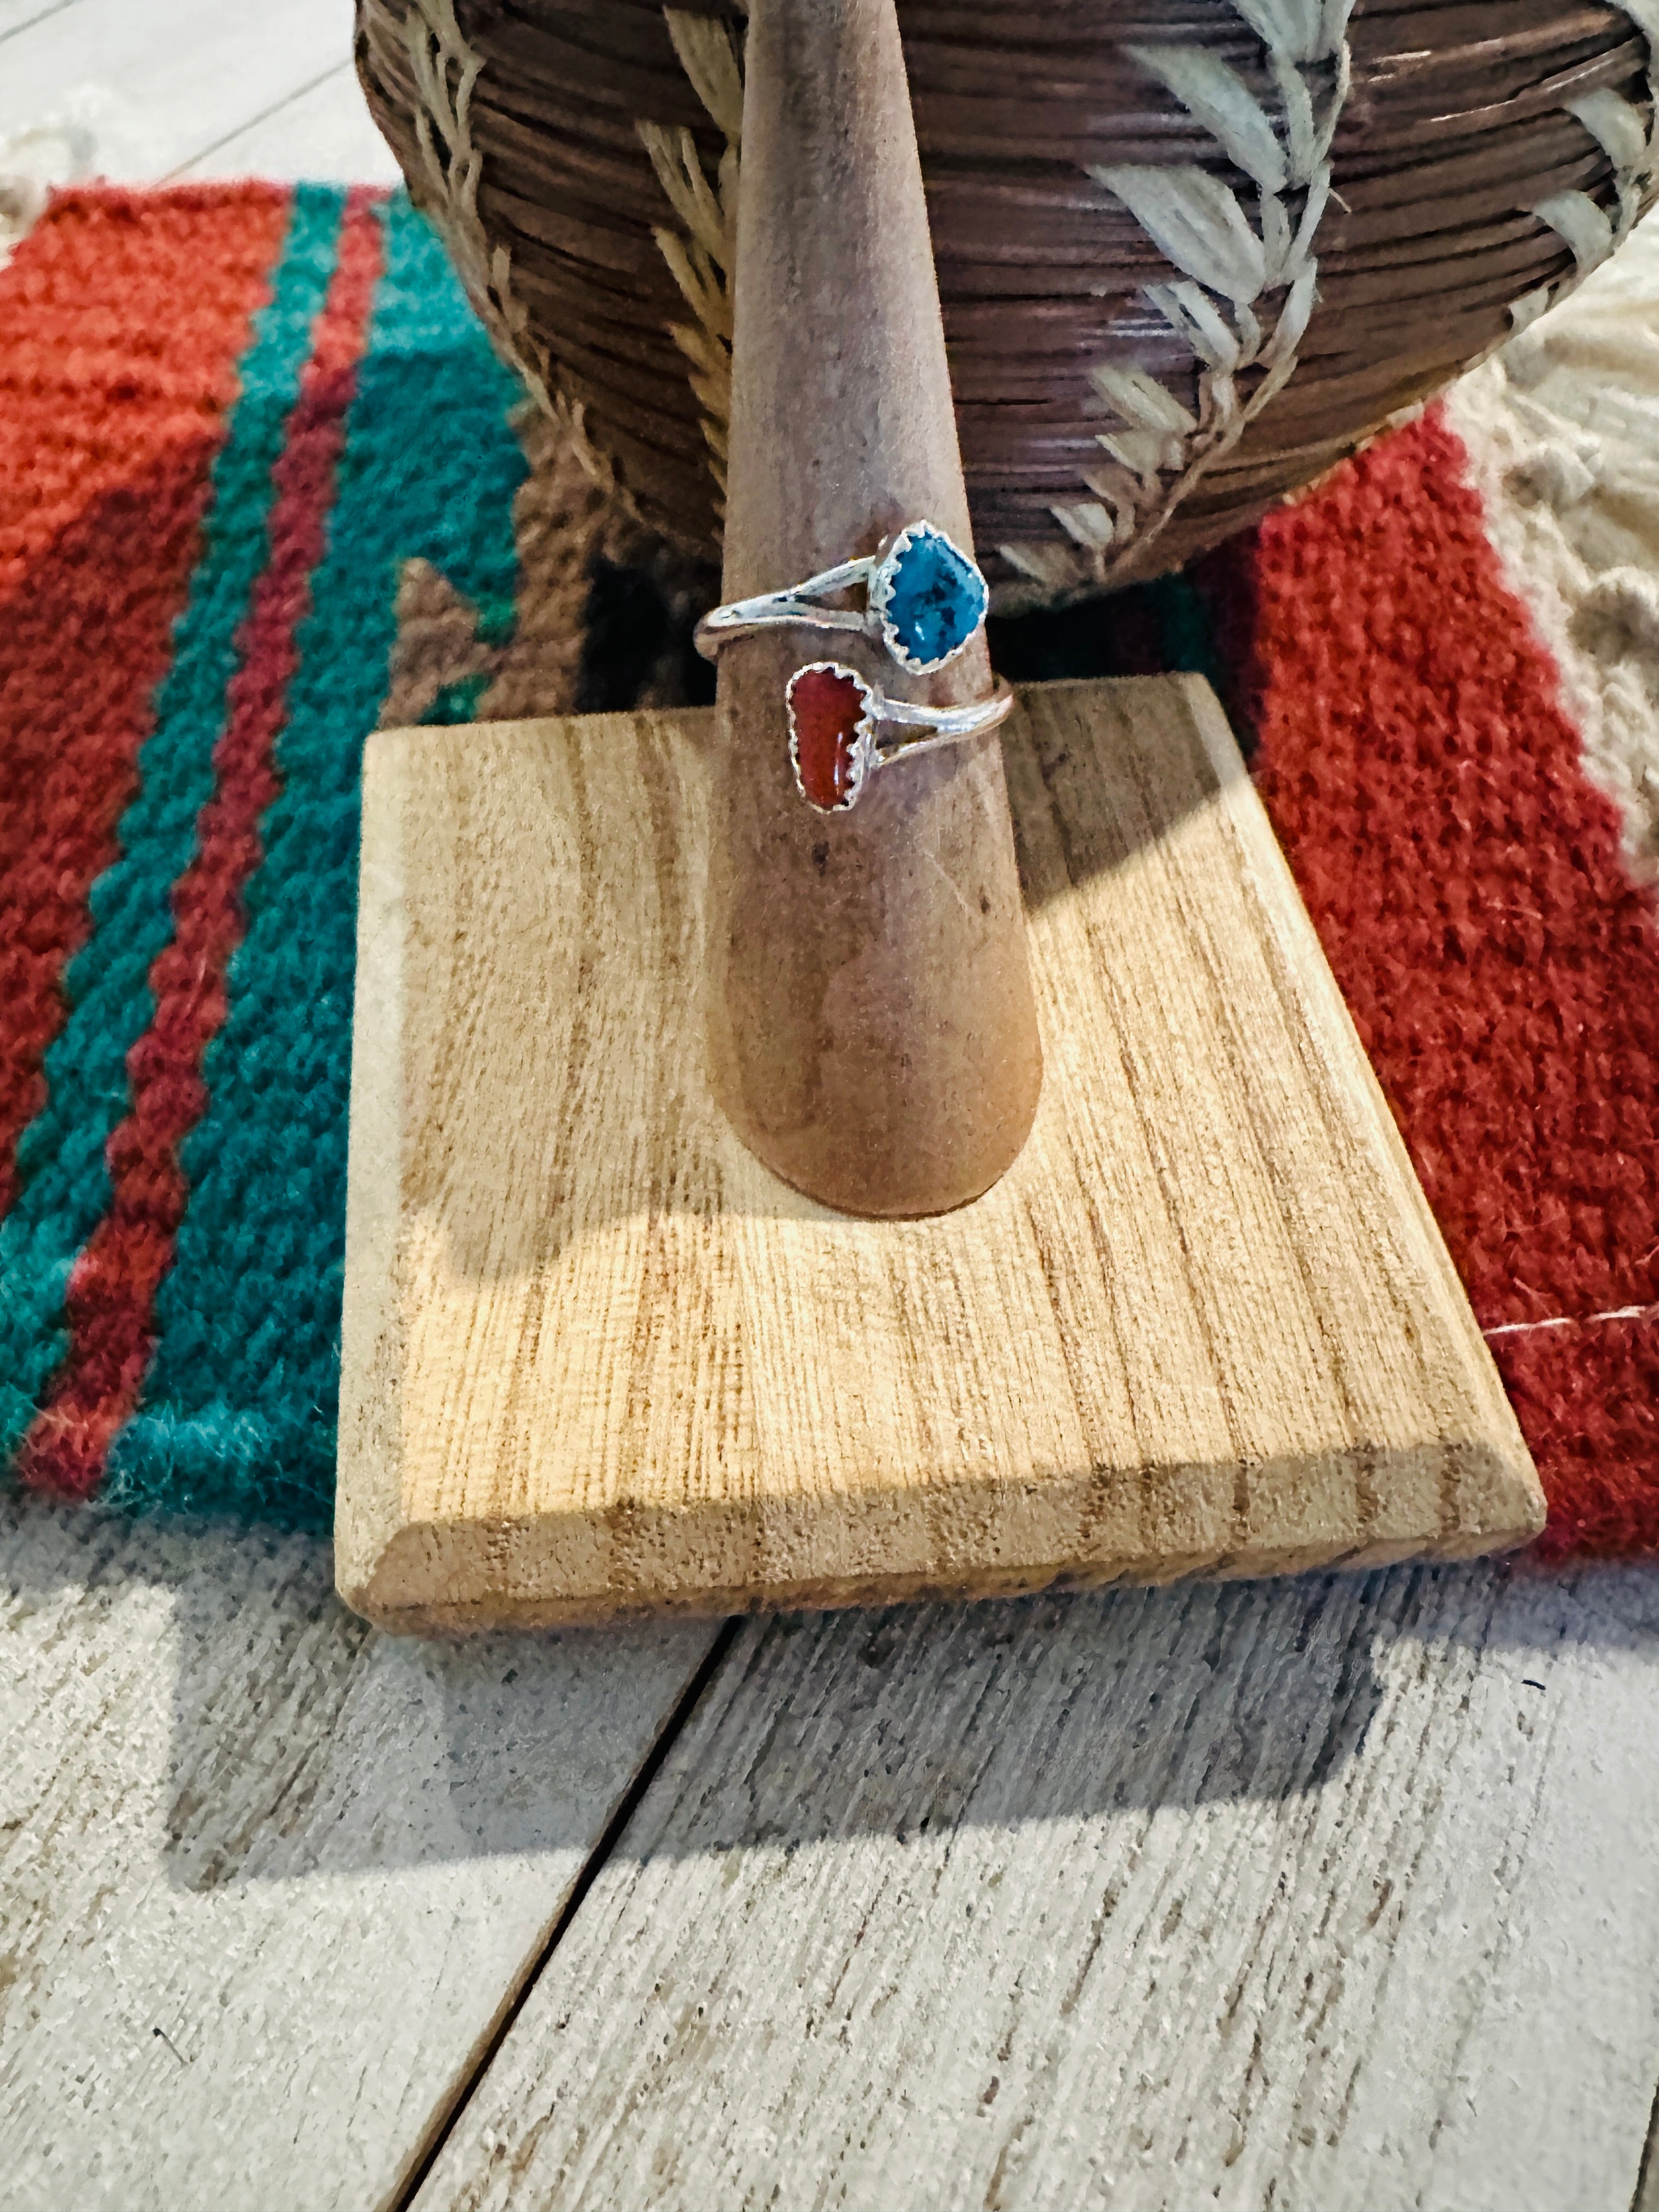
[696,521,991,676]
[785,661,1014,813]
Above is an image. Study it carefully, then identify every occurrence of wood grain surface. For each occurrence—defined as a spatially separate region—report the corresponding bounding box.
[0,1495,714,2212]
[336,677,1541,1633]
[410,1557,1659,2212]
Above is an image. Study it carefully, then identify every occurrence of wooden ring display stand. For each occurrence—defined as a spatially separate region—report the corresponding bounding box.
[335,0,1544,1634]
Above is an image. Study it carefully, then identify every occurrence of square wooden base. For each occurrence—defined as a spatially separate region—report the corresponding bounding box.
[336,677,1543,1634]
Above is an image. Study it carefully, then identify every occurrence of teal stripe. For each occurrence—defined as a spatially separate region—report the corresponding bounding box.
[106,193,528,1528]
[0,187,346,1466]
[1148,573,1232,708]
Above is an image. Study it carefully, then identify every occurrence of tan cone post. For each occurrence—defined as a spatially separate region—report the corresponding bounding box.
[704,0,1043,1219]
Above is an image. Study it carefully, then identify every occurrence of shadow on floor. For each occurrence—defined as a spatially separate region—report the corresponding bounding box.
[5,1487,1657,1892]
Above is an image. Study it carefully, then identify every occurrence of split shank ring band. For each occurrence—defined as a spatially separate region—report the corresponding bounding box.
[787,661,1014,814]
[696,520,990,676]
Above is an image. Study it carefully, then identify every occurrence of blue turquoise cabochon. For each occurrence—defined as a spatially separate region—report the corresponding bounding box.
[877,523,989,670]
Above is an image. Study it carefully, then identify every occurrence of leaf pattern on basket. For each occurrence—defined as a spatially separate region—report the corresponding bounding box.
[643,1,1654,599]
[640,10,745,506]
[401,0,623,500]
[1510,8,1659,335]
[403,0,549,413]
[1002,1,1353,599]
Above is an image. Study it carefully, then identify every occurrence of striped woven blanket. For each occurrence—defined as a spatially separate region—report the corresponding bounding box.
[3,183,1656,1554]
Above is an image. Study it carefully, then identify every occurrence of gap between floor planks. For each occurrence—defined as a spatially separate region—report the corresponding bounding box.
[0,0,77,43]
[14,1489,1659,2210]
[0,1497,721,2212]
[173,65,402,187]
[407,1558,1659,2212]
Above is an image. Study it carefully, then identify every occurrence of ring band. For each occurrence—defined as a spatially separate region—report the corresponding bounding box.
[697,520,991,676]
[786,661,1014,813]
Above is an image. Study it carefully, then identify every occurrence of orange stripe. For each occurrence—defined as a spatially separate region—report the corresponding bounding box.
[0,185,292,1220]
[18,191,385,1500]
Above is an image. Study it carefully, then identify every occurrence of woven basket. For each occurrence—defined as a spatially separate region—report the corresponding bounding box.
[356,0,1658,607]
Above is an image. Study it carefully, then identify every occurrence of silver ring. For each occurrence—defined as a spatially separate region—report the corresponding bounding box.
[785,661,1014,813]
[696,521,991,676]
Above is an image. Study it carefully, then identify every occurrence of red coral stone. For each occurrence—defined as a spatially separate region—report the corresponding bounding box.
[788,665,867,810]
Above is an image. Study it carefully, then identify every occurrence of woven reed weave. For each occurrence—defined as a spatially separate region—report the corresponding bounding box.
[356,1,1659,605]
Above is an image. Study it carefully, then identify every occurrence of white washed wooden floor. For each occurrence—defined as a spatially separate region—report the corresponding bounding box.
[0,0,400,187]
[4,6,1659,2209]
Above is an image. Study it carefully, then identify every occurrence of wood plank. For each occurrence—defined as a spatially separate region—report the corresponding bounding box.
[0,1493,716,2212]
[0,0,353,180]
[409,1556,1659,2212]
[336,678,1541,1633]
[180,63,403,186]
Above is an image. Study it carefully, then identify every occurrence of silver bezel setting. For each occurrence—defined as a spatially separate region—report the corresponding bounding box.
[786,661,879,813]
[866,520,990,676]
[696,520,992,678]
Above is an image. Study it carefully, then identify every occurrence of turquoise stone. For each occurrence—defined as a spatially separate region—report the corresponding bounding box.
[881,524,988,669]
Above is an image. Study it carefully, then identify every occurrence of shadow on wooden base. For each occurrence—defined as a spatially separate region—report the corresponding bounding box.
[336,678,1543,1634]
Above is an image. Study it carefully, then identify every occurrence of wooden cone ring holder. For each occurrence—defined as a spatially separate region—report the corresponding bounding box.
[707,0,1040,1218]
[334,0,1545,1632]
